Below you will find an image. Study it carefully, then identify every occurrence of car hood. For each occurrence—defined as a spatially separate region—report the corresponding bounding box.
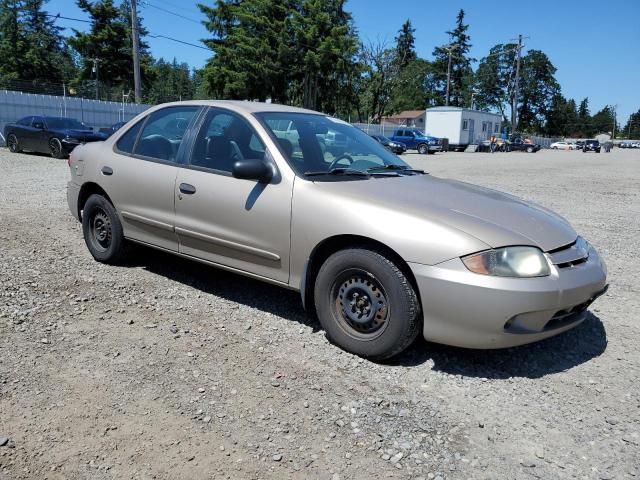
[315,174,577,252]
[52,129,107,140]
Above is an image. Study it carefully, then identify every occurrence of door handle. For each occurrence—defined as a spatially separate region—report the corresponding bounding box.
[179,183,196,194]
[101,166,113,175]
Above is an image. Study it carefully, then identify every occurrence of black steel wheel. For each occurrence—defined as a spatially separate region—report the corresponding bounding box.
[82,194,127,264]
[49,138,65,159]
[7,134,19,153]
[332,269,389,339]
[314,248,420,361]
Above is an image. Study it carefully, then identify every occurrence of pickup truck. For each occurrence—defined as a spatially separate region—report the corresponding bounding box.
[389,128,442,154]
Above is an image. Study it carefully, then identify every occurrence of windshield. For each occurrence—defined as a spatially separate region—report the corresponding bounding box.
[45,117,86,130]
[256,112,410,176]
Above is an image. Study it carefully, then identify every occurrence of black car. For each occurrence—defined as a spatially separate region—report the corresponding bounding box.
[583,139,601,153]
[370,134,407,154]
[98,121,127,138]
[4,115,107,158]
[509,137,540,153]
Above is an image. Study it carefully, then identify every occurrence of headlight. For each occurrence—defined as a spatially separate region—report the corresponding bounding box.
[63,137,81,144]
[462,246,550,277]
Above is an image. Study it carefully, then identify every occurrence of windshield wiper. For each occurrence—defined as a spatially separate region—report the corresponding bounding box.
[367,165,426,174]
[304,167,371,177]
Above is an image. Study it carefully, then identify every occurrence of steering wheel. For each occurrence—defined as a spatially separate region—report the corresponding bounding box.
[328,154,354,170]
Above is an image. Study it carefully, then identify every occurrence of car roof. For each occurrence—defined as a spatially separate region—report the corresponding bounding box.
[153,100,324,116]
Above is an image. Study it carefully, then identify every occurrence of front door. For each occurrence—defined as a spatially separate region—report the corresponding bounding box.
[174,107,293,283]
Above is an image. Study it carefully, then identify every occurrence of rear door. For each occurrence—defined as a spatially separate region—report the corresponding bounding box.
[174,107,293,283]
[99,105,201,251]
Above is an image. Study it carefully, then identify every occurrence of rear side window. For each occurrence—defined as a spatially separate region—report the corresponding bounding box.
[116,119,144,154]
[133,106,199,162]
[17,116,32,126]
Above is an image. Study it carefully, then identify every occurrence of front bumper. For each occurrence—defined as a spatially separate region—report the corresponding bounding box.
[409,246,607,349]
[428,145,443,152]
[67,181,81,221]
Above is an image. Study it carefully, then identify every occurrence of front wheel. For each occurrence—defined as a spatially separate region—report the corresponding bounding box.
[314,248,421,361]
[82,194,127,264]
[526,146,534,153]
[417,143,428,154]
[49,138,65,159]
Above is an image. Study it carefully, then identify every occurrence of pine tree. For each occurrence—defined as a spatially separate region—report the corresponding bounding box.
[68,0,152,100]
[0,0,76,86]
[431,9,474,107]
[394,19,416,69]
[517,50,560,132]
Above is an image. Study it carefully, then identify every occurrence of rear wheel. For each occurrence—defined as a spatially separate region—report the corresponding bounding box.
[7,134,20,153]
[314,248,420,361]
[417,143,428,154]
[82,194,127,264]
[526,146,534,153]
[49,138,65,159]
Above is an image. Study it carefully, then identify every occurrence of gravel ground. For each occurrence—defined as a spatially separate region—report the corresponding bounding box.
[0,147,638,480]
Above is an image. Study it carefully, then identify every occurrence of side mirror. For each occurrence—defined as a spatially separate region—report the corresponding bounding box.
[33,122,44,129]
[232,159,272,183]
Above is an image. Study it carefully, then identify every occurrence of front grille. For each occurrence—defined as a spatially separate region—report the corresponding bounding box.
[547,240,589,269]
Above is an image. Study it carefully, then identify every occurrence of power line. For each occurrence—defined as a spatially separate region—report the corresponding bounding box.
[140,0,202,25]
[46,13,211,52]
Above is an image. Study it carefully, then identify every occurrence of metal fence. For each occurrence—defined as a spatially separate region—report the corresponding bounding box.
[0,90,150,146]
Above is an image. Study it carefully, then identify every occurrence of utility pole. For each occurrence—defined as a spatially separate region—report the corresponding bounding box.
[131,0,142,103]
[92,58,99,100]
[445,44,458,106]
[511,34,524,133]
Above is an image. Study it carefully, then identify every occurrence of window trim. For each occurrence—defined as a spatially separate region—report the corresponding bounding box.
[111,105,203,166]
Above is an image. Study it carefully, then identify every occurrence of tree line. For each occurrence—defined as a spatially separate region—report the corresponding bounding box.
[0,0,636,137]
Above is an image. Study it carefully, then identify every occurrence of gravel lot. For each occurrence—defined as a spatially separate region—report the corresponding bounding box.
[1,147,638,480]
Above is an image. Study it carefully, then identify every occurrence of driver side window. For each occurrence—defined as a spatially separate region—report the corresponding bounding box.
[190,109,265,173]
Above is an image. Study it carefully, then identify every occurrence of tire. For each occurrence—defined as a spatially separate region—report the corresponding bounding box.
[7,133,20,153]
[82,194,127,264]
[552,146,558,150]
[314,248,421,361]
[49,137,65,159]
[526,146,534,153]
[417,143,428,154]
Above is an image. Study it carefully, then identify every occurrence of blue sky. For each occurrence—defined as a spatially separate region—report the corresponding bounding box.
[49,0,640,125]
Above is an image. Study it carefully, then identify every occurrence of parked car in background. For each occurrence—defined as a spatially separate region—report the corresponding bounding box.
[583,140,601,153]
[5,115,106,158]
[478,138,510,152]
[67,100,607,361]
[509,137,541,153]
[575,140,585,150]
[550,141,575,150]
[370,134,407,154]
[99,121,127,138]
[389,128,442,154]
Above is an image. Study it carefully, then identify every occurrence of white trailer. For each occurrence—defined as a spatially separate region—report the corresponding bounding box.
[424,107,503,151]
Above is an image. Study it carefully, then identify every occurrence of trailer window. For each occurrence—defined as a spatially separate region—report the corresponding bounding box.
[462,120,468,130]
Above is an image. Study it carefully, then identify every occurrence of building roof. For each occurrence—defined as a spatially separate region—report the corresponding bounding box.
[426,106,501,117]
[383,110,426,119]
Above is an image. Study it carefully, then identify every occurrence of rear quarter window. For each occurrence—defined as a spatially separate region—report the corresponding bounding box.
[116,119,145,154]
